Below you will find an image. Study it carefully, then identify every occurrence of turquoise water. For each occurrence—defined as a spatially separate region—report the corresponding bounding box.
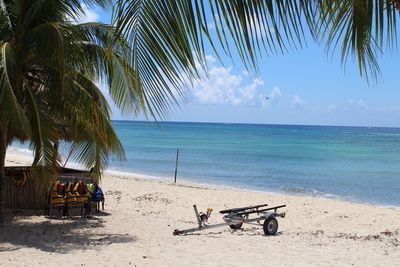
[11,121,400,206]
[107,121,400,207]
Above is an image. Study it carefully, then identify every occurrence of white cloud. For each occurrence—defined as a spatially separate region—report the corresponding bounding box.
[77,3,100,23]
[205,55,217,64]
[247,14,275,39]
[241,70,249,77]
[357,99,366,110]
[207,17,220,30]
[292,95,305,109]
[207,22,215,30]
[267,87,282,106]
[326,104,338,111]
[346,98,367,110]
[192,60,266,107]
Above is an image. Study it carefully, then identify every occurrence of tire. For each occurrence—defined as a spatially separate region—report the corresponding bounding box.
[229,222,243,230]
[263,217,278,235]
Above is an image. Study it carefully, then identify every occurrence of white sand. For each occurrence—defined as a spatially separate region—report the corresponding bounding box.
[1,150,400,266]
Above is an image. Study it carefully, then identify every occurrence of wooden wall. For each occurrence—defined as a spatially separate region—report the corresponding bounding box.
[4,171,47,210]
[4,166,92,210]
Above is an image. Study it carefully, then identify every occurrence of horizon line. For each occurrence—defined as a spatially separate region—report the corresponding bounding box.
[110,119,400,129]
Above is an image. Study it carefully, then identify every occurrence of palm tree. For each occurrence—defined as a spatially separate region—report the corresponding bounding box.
[114,0,399,82]
[0,0,146,224]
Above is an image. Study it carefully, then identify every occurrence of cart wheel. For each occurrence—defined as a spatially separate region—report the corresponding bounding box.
[263,217,278,235]
[229,222,243,230]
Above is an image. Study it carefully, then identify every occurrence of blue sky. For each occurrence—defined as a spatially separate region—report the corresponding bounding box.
[85,4,400,127]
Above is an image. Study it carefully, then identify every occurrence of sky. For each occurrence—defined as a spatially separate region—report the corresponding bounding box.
[83,4,400,128]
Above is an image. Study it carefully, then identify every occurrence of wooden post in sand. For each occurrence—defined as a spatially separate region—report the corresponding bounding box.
[174,149,179,183]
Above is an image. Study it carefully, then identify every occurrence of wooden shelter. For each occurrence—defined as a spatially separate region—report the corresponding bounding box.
[4,166,91,210]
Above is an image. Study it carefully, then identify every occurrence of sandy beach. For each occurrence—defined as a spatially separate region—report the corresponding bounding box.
[1,150,400,267]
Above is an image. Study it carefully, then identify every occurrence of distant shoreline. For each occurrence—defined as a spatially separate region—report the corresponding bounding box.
[111,119,400,130]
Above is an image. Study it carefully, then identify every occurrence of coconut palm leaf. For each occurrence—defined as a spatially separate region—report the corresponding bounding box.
[312,0,400,80]
[24,83,61,185]
[61,70,125,178]
[114,0,399,85]
[0,42,31,139]
[112,1,317,118]
[113,1,210,118]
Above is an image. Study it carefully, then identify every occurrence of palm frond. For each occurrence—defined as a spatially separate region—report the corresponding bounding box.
[60,71,125,179]
[0,42,30,138]
[313,0,400,80]
[113,1,207,119]
[25,82,61,186]
[113,0,313,118]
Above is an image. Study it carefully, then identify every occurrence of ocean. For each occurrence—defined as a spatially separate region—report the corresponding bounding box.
[11,121,400,207]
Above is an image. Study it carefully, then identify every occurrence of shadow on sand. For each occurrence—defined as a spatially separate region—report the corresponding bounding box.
[0,210,136,253]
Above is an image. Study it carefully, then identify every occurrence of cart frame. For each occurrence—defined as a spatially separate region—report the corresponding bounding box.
[173,203,286,235]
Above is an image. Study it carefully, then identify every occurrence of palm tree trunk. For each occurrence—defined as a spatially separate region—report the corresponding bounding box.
[0,124,8,226]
